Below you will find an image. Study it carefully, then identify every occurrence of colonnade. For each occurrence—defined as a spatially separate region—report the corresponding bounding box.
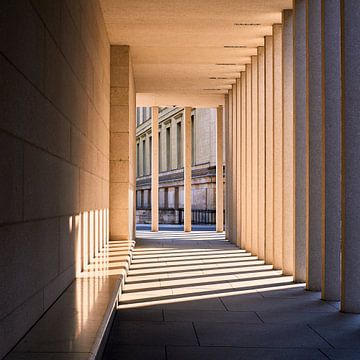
[225,0,360,313]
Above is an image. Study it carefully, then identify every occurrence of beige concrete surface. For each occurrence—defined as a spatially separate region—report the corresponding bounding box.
[265,35,274,265]
[240,72,247,251]
[183,107,192,232]
[110,46,136,241]
[282,10,295,276]
[216,106,224,232]
[100,0,292,106]
[257,46,266,261]
[251,55,259,256]
[245,64,252,252]
[227,90,233,242]
[151,107,159,231]
[272,24,283,270]
[231,84,238,244]
[236,78,242,247]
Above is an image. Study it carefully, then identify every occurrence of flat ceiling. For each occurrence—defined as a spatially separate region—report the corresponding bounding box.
[100,0,292,107]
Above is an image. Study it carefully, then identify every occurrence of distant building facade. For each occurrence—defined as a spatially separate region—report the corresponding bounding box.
[136,107,221,224]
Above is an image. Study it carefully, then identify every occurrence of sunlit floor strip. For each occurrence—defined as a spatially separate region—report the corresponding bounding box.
[117,231,300,310]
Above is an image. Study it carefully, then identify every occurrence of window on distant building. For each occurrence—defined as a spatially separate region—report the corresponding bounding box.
[149,136,152,175]
[142,139,146,176]
[166,126,171,171]
[136,108,140,126]
[136,142,140,176]
[142,107,146,123]
[191,114,196,166]
[158,131,161,171]
[164,187,169,209]
[177,121,182,168]
[175,187,179,209]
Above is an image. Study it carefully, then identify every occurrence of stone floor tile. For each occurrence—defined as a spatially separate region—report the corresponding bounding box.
[321,349,360,360]
[194,322,332,348]
[107,321,198,346]
[123,280,161,292]
[5,354,89,360]
[258,286,319,299]
[119,289,173,303]
[167,346,329,360]
[164,309,262,323]
[258,311,360,325]
[159,297,227,310]
[309,322,360,348]
[221,295,338,312]
[115,308,163,322]
[102,345,166,360]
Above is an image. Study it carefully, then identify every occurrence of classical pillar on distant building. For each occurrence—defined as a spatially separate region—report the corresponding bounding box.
[216,106,224,232]
[184,107,192,232]
[151,106,159,232]
[341,0,360,313]
[322,0,341,302]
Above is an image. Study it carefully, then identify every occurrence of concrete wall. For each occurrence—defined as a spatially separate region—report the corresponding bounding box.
[0,0,110,357]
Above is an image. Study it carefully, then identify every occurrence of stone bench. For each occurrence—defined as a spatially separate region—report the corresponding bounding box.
[5,240,135,360]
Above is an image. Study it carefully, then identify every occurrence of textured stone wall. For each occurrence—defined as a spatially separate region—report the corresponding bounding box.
[194,108,216,167]
[0,1,110,356]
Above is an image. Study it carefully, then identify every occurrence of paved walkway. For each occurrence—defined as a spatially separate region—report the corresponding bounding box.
[136,224,216,231]
[104,231,360,360]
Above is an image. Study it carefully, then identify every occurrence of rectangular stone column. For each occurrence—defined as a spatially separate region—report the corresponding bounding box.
[228,90,233,241]
[322,0,341,301]
[236,78,242,247]
[240,72,247,250]
[282,9,295,276]
[341,0,360,313]
[293,0,307,282]
[251,56,259,256]
[110,45,136,241]
[151,106,159,232]
[273,24,283,270]
[307,0,323,291]
[265,36,274,264]
[232,84,238,244]
[224,95,230,238]
[245,64,252,252]
[216,106,224,232]
[258,46,266,260]
[184,107,192,232]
